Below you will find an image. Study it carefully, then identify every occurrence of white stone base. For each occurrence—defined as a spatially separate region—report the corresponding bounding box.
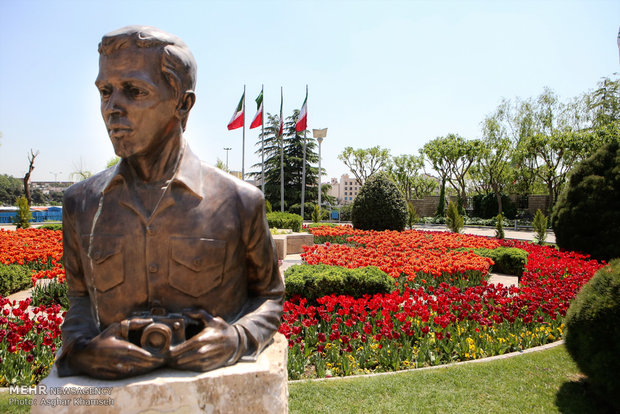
[31,334,288,414]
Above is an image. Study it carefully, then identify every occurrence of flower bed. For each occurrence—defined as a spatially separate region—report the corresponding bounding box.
[280,227,604,379]
[0,227,605,384]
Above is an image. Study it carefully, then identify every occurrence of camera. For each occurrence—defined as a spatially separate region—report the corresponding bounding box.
[119,308,200,356]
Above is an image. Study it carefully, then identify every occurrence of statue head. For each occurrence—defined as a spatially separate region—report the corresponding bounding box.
[96,26,197,158]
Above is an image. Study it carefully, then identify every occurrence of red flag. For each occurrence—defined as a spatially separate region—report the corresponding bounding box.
[227,92,244,130]
[250,90,263,129]
[296,89,307,132]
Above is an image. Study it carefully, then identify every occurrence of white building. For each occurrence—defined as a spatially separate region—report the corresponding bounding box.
[327,174,363,205]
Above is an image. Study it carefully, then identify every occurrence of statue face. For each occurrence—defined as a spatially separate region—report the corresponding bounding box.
[95,46,180,159]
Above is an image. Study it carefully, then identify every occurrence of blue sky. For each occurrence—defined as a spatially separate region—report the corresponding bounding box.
[0,0,618,183]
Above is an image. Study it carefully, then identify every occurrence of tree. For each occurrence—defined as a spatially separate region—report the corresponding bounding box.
[106,157,121,168]
[215,158,229,173]
[250,111,320,212]
[587,75,620,129]
[385,154,430,200]
[551,140,620,261]
[23,149,39,206]
[71,158,92,182]
[0,174,23,206]
[13,196,32,229]
[422,134,480,211]
[477,107,514,214]
[338,146,390,185]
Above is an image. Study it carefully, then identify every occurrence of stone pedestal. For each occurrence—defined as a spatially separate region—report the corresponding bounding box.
[31,334,288,414]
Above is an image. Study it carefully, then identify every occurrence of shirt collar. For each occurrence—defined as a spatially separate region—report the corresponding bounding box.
[102,140,203,200]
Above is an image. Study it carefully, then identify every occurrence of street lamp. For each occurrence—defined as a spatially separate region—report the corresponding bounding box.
[223,147,232,171]
[312,128,328,210]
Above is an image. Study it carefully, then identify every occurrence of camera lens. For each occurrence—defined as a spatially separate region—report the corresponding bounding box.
[141,323,172,354]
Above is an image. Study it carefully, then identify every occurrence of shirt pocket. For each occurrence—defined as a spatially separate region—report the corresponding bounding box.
[169,237,226,297]
[88,235,125,292]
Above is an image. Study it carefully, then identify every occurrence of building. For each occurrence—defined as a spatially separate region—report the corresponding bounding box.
[326,174,363,205]
[30,181,73,195]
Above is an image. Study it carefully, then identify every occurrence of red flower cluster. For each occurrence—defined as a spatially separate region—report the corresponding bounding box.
[281,227,605,379]
[0,228,65,284]
[0,296,65,385]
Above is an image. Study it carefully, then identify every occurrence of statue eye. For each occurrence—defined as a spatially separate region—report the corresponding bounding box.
[125,85,147,98]
[99,87,111,99]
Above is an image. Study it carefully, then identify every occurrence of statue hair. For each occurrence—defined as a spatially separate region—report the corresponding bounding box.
[98,26,197,130]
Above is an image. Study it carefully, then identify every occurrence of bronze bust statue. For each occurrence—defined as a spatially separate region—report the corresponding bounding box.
[57,26,284,379]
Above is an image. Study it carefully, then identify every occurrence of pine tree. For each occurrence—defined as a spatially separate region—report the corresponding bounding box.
[250,110,321,213]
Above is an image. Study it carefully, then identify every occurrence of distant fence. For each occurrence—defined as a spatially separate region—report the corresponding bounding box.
[0,206,62,224]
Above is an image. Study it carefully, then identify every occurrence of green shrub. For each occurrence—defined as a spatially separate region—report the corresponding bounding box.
[339,204,352,221]
[352,173,408,231]
[265,199,273,213]
[495,213,504,239]
[551,140,620,261]
[564,259,620,410]
[533,209,547,245]
[38,223,62,231]
[311,204,328,223]
[266,211,303,232]
[0,264,32,297]
[446,201,464,233]
[12,196,32,229]
[31,278,69,310]
[289,202,315,221]
[472,247,528,277]
[407,201,419,229]
[284,264,394,302]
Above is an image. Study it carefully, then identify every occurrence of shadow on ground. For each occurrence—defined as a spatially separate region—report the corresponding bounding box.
[555,377,618,414]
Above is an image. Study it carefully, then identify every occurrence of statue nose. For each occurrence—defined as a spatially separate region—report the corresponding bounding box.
[103,90,126,116]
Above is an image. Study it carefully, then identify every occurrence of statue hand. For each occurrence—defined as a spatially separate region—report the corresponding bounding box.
[168,310,240,371]
[69,322,165,379]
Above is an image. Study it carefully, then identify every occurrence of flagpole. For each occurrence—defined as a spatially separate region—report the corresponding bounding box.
[261,84,265,193]
[241,84,246,181]
[280,87,284,213]
[301,85,307,221]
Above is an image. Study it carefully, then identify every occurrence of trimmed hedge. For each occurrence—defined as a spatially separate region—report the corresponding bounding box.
[565,259,620,411]
[266,212,303,232]
[38,223,62,231]
[284,264,394,302]
[472,247,528,277]
[0,264,32,297]
[352,173,408,231]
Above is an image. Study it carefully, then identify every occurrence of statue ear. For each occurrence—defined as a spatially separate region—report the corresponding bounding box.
[177,91,196,118]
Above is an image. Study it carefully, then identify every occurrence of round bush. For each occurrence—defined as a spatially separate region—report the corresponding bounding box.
[564,259,620,410]
[351,173,408,231]
[551,141,620,261]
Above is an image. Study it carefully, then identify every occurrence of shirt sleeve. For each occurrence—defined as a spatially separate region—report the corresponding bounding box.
[55,190,101,377]
[232,189,285,359]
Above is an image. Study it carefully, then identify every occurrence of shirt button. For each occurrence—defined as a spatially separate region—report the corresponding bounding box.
[146,226,156,236]
[149,264,159,273]
[193,258,202,267]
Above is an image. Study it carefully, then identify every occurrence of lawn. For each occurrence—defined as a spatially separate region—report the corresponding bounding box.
[289,344,613,413]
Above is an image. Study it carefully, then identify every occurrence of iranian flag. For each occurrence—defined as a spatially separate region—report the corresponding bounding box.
[227,92,245,130]
[250,90,263,129]
[278,89,284,137]
[296,90,308,132]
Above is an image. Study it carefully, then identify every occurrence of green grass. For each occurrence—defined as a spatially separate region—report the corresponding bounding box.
[289,345,615,414]
[1,345,612,413]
